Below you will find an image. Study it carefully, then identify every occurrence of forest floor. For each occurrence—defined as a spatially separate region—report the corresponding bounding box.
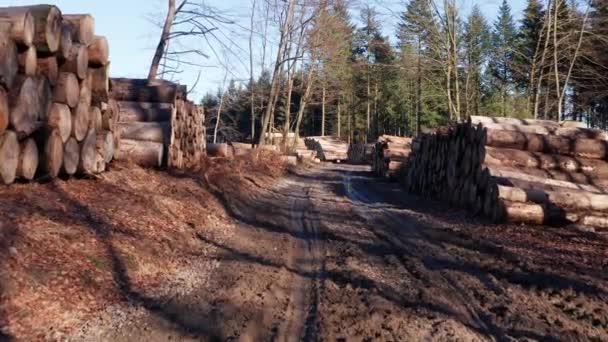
[1,157,608,341]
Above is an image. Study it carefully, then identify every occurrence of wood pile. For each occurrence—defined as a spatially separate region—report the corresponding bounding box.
[0,5,116,184]
[112,78,205,168]
[347,143,373,164]
[371,135,412,179]
[402,115,608,229]
[304,136,348,162]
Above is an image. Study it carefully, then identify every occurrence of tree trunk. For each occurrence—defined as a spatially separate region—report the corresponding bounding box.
[321,84,326,137]
[110,78,180,103]
[115,138,164,167]
[60,43,88,79]
[63,136,79,175]
[117,101,173,122]
[17,137,38,180]
[0,31,18,89]
[89,106,102,130]
[87,35,109,67]
[89,64,109,105]
[148,0,176,81]
[78,127,97,174]
[71,101,89,141]
[9,76,43,137]
[58,23,73,60]
[0,5,61,53]
[0,130,18,184]
[118,121,169,143]
[40,128,63,178]
[62,14,95,45]
[473,120,608,140]
[48,102,72,142]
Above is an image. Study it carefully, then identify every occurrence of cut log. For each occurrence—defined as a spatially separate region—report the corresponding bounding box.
[40,128,63,178]
[117,121,168,143]
[0,5,61,53]
[471,115,560,129]
[17,45,36,75]
[62,137,79,175]
[89,106,102,130]
[8,76,41,137]
[475,121,608,140]
[494,184,608,212]
[0,87,7,134]
[47,102,72,143]
[489,166,608,193]
[62,14,94,45]
[58,23,73,60]
[78,128,97,174]
[496,200,546,225]
[102,98,119,132]
[0,130,18,184]
[17,137,38,180]
[0,9,34,46]
[96,130,114,163]
[37,56,58,86]
[71,101,90,141]
[110,78,179,103]
[0,31,18,88]
[580,215,608,229]
[207,143,232,158]
[87,35,109,67]
[484,128,608,160]
[53,72,79,108]
[484,146,608,179]
[89,64,109,104]
[59,43,88,79]
[114,138,163,167]
[118,101,174,122]
[95,152,106,173]
[80,72,92,107]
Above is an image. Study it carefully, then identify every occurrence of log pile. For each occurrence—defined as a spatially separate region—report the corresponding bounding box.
[347,143,373,164]
[304,136,348,162]
[371,135,412,179]
[402,116,608,229]
[0,5,116,184]
[112,78,205,168]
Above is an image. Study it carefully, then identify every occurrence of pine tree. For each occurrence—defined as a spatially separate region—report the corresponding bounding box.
[463,5,491,117]
[490,0,518,116]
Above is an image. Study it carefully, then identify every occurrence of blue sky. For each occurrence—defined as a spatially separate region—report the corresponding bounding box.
[1,0,526,102]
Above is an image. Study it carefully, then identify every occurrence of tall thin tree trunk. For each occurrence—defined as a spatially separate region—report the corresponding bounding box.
[249,0,256,145]
[416,37,422,135]
[374,80,379,138]
[321,84,326,136]
[534,0,553,119]
[337,96,341,138]
[366,67,371,142]
[148,0,176,82]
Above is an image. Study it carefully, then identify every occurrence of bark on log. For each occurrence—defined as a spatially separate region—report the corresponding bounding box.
[71,101,89,141]
[0,31,18,88]
[90,106,102,130]
[53,72,79,108]
[62,136,79,175]
[80,72,92,107]
[484,146,608,179]
[58,23,73,60]
[17,137,38,180]
[89,64,109,104]
[110,78,179,103]
[471,115,561,128]
[37,56,58,86]
[117,101,174,122]
[62,14,94,45]
[476,121,608,140]
[114,138,163,167]
[17,45,36,75]
[494,184,608,212]
[0,87,7,134]
[87,35,108,67]
[489,166,608,193]
[48,102,72,143]
[40,128,63,178]
[0,5,61,53]
[78,128,96,174]
[117,121,168,143]
[102,98,118,132]
[0,130,18,184]
[59,44,88,79]
[484,128,608,160]
[96,130,114,163]
[0,9,34,46]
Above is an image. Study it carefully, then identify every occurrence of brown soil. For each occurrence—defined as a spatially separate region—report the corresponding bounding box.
[1,158,607,341]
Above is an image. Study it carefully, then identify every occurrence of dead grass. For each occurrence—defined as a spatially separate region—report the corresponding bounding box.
[0,153,286,340]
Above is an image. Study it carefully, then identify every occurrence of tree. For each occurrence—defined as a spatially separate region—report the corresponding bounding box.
[490,0,518,117]
[463,5,491,117]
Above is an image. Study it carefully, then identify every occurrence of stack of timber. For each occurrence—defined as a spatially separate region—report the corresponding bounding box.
[371,135,412,179]
[347,143,373,164]
[112,78,204,168]
[0,5,116,185]
[402,116,608,229]
[304,136,348,162]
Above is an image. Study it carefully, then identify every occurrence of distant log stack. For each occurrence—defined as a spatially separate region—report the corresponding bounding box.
[0,4,115,184]
[112,78,204,169]
[401,115,608,229]
[304,136,348,162]
[347,143,373,164]
[371,135,412,179]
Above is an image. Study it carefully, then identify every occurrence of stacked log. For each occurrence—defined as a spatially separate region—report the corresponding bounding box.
[347,143,373,164]
[112,78,204,168]
[371,135,412,179]
[0,5,114,184]
[304,136,348,162]
[402,116,608,229]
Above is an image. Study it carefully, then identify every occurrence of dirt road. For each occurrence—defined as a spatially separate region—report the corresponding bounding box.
[84,163,608,341]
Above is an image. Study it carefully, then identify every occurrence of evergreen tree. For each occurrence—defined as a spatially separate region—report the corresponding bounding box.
[515,0,544,88]
[463,5,491,116]
[489,0,518,116]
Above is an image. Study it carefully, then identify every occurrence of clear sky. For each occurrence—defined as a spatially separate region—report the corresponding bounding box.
[1,0,526,102]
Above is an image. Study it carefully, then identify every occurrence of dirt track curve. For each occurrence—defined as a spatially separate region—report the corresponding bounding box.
[98,163,608,341]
